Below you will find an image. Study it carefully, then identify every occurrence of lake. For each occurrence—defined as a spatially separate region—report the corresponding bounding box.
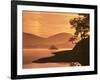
[23,48,81,69]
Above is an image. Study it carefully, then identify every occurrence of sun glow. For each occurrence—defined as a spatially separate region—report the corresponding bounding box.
[22,11,78,37]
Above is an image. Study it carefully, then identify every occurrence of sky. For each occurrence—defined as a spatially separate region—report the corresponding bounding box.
[22,11,79,38]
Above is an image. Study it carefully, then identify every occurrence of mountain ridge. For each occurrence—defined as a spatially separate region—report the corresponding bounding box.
[23,32,75,48]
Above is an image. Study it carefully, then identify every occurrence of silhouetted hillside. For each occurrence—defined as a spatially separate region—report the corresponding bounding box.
[72,37,90,65]
[32,37,90,66]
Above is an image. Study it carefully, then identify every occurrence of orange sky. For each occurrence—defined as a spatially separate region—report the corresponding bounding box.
[22,11,79,38]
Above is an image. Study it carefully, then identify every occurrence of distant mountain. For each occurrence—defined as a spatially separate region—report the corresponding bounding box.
[23,32,75,48]
[49,33,72,39]
[45,33,74,46]
[23,33,45,48]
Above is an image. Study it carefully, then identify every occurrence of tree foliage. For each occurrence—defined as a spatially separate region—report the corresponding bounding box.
[70,14,90,40]
[69,36,77,44]
[49,45,58,50]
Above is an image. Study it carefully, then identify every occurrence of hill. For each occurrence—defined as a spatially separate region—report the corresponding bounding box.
[23,32,75,48]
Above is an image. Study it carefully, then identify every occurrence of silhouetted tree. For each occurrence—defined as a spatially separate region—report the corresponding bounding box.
[70,14,90,40]
[69,37,77,44]
[49,45,58,50]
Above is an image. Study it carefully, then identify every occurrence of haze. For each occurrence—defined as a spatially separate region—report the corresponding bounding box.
[22,11,79,38]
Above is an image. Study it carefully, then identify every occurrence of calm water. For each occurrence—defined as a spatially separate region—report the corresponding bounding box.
[23,48,76,69]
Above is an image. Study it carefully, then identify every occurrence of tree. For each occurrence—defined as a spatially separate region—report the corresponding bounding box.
[49,45,58,50]
[69,37,77,44]
[70,14,90,40]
